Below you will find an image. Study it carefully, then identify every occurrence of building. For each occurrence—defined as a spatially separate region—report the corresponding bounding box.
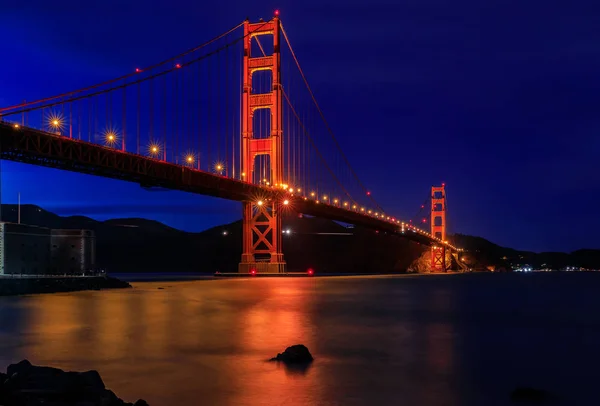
[0,222,95,275]
[51,229,96,274]
[0,223,51,275]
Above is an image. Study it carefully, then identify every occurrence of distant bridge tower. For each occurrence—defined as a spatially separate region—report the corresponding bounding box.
[431,184,446,272]
[239,16,286,273]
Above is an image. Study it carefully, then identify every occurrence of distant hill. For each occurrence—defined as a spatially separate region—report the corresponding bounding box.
[452,234,600,270]
[3,204,598,272]
[0,204,427,273]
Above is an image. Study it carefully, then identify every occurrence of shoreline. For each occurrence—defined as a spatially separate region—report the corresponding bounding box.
[0,275,131,296]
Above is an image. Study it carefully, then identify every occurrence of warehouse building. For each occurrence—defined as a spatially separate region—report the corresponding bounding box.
[0,222,95,275]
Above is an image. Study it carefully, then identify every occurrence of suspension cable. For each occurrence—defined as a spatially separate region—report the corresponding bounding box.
[0,22,245,113]
[280,22,384,213]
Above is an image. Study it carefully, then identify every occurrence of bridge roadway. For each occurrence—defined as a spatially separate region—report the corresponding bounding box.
[0,122,447,249]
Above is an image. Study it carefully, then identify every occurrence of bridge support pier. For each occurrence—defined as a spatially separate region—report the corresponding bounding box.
[238,16,286,274]
[430,184,447,272]
[239,201,286,274]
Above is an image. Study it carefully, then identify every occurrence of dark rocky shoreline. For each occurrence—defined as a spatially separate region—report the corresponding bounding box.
[0,360,147,405]
[0,276,131,296]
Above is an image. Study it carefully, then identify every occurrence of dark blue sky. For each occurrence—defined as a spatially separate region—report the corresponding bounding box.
[2,0,599,253]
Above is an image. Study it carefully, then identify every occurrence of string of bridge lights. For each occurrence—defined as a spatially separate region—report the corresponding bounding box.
[9,109,458,252]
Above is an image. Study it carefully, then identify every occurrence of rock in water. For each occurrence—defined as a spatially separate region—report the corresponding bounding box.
[270,344,313,364]
[510,386,550,402]
[1,360,148,406]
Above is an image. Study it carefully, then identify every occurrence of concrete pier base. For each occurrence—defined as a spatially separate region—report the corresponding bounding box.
[238,262,287,274]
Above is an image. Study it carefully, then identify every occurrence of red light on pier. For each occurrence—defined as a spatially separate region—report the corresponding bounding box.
[307,268,314,276]
[250,269,257,276]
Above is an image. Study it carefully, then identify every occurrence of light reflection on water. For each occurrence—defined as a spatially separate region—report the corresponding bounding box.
[0,273,599,405]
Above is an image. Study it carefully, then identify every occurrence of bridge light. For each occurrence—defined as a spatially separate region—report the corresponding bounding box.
[135,68,142,73]
[297,188,301,193]
[366,191,371,196]
[360,207,365,212]
[274,9,280,16]
[214,162,225,175]
[13,124,19,129]
[343,202,348,207]
[148,142,161,157]
[257,200,264,206]
[282,184,288,189]
[288,187,293,193]
[241,172,246,177]
[175,63,181,68]
[322,195,328,200]
[352,204,356,209]
[333,199,338,204]
[103,128,119,146]
[368,210,372,214]
[310,192,315,197]
[283,199,289,205]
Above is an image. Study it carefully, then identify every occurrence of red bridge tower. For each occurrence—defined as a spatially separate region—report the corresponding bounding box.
[239,16,286,273]
[431,184,447,272]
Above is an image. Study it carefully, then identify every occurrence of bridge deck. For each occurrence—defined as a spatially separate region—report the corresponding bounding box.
[0,123,440,247]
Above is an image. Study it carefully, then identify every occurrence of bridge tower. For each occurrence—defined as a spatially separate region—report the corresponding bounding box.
[239,16,286,274]
[431,184,447,272]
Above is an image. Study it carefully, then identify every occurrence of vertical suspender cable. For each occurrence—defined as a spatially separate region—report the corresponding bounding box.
[122,86,126,152]
[137,83,140,155]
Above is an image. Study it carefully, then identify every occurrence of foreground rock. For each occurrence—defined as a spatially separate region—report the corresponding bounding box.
[0,360,147,406]
[270,345,314,364]
[510,386,551,403]
[0,276,131,296]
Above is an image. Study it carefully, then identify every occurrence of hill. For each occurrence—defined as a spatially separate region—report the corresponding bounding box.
[452,234,600,270]
[1,204,427,273]
[4,205,599,272]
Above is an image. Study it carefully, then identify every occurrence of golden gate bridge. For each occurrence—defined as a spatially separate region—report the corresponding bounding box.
[0,13,459,273]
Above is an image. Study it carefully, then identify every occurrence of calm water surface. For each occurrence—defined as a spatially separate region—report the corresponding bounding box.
[0,273,599,405]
